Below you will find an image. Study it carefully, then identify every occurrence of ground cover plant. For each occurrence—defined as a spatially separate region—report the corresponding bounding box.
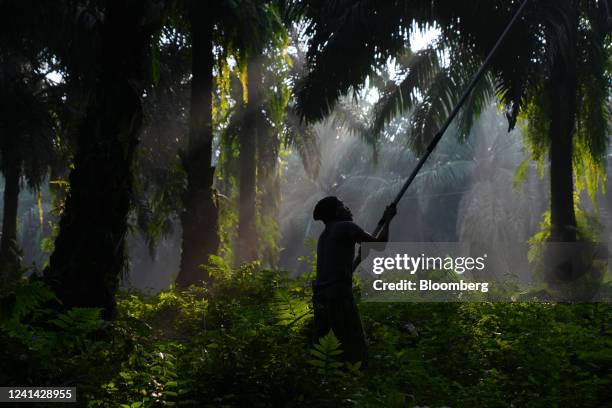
[1,260,610,407]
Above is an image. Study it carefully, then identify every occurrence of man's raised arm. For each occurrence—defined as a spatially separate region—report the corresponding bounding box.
[352,204,397,243]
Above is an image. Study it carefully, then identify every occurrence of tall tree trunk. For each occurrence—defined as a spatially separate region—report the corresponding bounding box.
[0,154,21,283]
[236,60,262,265]
[45,1,152,319]
[176,1,219,286]
[544,3,581,284]
[548,8,578,243]
[549,81,577,242]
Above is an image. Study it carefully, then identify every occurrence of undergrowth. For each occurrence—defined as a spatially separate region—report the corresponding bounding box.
[0,260,610,407]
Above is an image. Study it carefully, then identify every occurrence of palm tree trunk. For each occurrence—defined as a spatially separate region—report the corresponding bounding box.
[236,60,262,264]
[549,95,577,242]
[548,12,578,243]
[176,1,219,286]
[44,1,152,318]
[0,155,21,281]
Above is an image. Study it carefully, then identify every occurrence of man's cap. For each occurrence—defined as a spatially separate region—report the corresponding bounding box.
[313,196,341,221]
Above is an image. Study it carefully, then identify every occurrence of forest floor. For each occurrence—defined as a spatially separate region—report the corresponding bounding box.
[1,259,611,407]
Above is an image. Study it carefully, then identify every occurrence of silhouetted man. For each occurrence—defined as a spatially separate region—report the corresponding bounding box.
[312,196,396,365]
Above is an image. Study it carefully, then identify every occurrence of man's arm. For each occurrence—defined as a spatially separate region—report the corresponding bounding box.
[350,204,397,271]
[352,204,397,243]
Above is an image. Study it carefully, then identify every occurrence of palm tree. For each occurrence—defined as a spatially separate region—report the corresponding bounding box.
[296,0,612,244]
[455,108,546,243]
[133,24,191,258]
[176,0,218,285]
[237,32,290,265]
[176,0,288,284]
[0,57,55,285]
[44,0,165,318]
[214,26,307,267]
[0,0,65,285]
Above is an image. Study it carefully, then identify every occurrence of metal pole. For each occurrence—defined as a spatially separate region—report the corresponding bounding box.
[370,0,530,238]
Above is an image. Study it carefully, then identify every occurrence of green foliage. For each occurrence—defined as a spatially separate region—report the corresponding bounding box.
[0,280,106,387]
[360,301,612,407]
[297,236,318,276]
[372,46,495,154]
[272,288,311,328]
[0,280,55,323]
[528,203,602,264]
[2,266,610,407]
[215,18,293,265]
[308,330,344,375]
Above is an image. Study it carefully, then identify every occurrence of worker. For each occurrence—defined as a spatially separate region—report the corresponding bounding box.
[311,196,396,365]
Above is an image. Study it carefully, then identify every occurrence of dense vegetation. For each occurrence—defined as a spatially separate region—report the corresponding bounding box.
[1,0,611,406]
[2,260,610,407]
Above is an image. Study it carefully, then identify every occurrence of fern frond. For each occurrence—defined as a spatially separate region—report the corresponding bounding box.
[272,289,311,328]
[0,280,56,324]
[308,330,344,376]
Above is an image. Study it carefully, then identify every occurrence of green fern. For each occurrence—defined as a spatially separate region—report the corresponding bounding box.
[0,280,56,324]
[51,307,102,333]
[308,330,344,376]
[272,289,311,328]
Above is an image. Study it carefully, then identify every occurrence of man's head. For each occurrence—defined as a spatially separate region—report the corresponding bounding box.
[313,196,353,224]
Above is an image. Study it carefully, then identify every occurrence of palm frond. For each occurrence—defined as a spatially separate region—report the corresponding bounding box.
[331,100,377,157]
[296,0,411,122]
[448,46,496,140]
[284,105,321,178]
[218,0,287,61]
[371,47,441,136]
[574,0,612,163]
[408,69,458,153]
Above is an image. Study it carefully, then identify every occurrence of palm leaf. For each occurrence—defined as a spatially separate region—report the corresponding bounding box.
[371,47,441,136]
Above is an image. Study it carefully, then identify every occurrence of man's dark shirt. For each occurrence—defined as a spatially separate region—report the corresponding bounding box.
[315,221,374,287]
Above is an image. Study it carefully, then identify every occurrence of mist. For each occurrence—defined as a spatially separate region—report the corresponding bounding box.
[4,101,605,294]
[278,104,550,276]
